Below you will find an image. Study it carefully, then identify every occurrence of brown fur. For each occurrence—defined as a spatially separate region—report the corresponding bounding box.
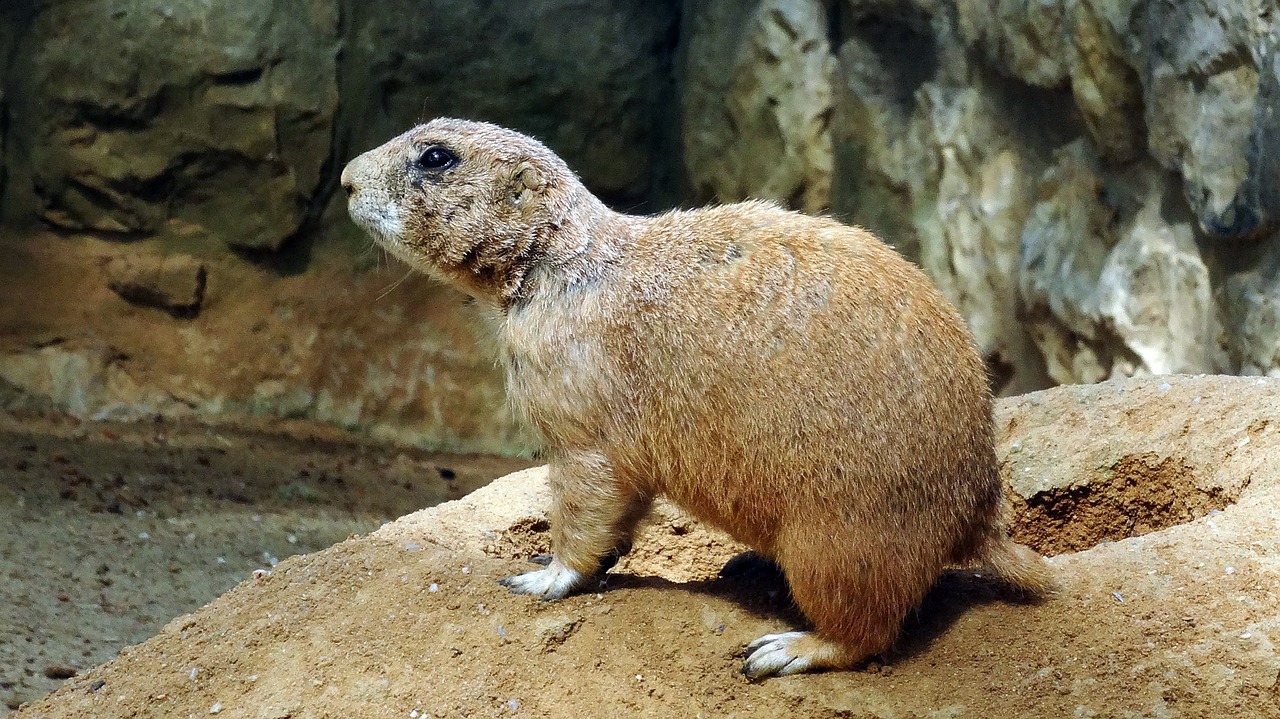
[341,118,1056,677]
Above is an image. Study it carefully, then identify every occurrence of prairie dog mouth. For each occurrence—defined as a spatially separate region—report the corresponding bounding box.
[347,198,406,247]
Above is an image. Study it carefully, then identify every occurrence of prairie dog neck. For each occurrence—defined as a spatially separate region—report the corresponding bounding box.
[517,186,632,304]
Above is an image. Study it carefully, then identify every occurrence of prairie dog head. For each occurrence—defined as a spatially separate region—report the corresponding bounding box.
[341,118,589,304]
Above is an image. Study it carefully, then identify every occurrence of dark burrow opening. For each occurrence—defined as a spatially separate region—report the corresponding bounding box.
[1008,453,1245,556]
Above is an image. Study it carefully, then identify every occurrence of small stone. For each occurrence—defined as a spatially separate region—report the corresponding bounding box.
[43,665,77,679]
[105,254,207,318]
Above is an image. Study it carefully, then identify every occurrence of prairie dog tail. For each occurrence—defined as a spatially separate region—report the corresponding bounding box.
[980,532,1059,597]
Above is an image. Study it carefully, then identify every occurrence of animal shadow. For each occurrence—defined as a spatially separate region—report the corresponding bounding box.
[603,552,1042,668]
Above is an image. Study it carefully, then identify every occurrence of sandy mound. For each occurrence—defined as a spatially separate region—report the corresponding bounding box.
[17,376,1280,718]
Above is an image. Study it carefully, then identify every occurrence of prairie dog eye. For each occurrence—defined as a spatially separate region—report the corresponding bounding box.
[416,146,458,171]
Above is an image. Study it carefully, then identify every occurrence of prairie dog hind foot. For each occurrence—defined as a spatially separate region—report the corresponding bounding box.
[741,631,852,679]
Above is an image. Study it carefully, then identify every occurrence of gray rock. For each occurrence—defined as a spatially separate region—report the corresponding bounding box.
[5,0,341,250]
[679,0,836,213]
[6,0,1280,449]
[1144,43,1264,239]
[1017,142,1120,385]
[0,5,24,220]
[1222,247,1280,376]
[954,0,1280,240]
[830,16,935,260]
[1019,142,1222,383]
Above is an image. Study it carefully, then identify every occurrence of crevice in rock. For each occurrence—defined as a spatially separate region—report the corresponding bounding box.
[211,67,264,87]
[976,62,1083,167]
[840,11,939,113]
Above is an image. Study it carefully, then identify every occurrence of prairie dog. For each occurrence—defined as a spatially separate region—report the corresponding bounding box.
[341,118,1055,678]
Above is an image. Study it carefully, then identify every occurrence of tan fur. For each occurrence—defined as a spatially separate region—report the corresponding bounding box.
[341,118,1056,677]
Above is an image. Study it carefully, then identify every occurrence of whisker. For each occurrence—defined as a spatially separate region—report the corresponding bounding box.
[376,266,416,301]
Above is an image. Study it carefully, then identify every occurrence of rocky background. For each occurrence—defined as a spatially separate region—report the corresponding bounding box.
[0,0,1276,454]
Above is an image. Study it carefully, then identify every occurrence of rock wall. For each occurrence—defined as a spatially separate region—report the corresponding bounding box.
[4,1,341,251]
[682,0,1280,391]
[1,0,1277,452]
[0,0,679,454]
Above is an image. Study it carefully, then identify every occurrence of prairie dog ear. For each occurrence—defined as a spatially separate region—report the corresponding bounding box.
[509,160,546,209]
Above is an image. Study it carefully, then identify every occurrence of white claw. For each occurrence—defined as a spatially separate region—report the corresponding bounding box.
[499,559,587,600]
[741,631,814,679]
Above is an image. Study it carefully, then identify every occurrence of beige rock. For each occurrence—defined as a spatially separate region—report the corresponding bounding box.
[1095,192,1218,376]
[0,240,526,454]
[680,0,836,213]
[908,84,1036,382]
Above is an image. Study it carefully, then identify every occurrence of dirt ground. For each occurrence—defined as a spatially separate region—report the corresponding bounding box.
[0,409,531,713]
[7,376,1280,718]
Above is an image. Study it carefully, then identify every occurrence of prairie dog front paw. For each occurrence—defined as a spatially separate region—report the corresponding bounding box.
[498,558,588,600]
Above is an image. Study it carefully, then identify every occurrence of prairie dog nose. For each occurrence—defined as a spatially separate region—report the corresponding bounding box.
[340,163,356,197]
